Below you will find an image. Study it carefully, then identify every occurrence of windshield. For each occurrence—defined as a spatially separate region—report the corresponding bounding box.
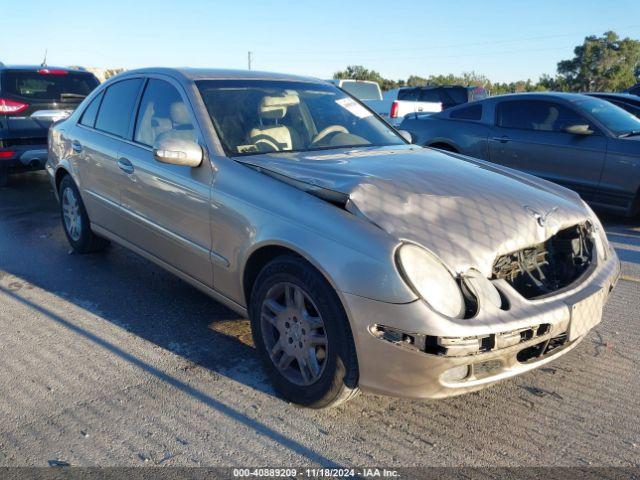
[1,70,99,102]
[573,96,640,136]
[196,80,404,156]
[339,81,382,101]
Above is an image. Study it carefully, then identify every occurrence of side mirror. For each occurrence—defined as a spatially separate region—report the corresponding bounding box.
[398,129,413,143]
[153,136,202,167]
[565,124,593,136]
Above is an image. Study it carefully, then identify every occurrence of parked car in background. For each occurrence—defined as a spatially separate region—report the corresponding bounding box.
[0,65,99,186]
[586,92,640,119]
[625,83,640,96]
[328,79,386,116]
[382,85,488,126]
[48,68,619,407]
[400,92,640,216]
[328,79,382,101]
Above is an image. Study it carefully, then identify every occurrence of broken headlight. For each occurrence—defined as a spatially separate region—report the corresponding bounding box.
[397,244,465,318]
[582,201,610,261]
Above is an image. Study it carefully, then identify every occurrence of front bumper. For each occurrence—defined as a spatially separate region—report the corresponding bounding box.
[341,249,620,399]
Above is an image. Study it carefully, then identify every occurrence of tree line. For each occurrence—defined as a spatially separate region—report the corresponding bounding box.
[334,31,640,94]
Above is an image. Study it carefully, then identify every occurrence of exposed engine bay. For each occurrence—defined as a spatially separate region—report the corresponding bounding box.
[492,224,594,298]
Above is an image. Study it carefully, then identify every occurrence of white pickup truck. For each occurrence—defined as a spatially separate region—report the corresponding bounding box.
[383,85,489,126]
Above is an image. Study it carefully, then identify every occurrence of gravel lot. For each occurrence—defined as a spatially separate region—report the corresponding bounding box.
[0,171,639,467]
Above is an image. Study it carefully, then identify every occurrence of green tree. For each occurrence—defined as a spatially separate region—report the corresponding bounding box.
[406,75,428,86]
[557,31,640,91]
[333,65,383,82]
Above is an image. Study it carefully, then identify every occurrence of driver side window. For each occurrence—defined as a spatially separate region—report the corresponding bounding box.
[134,79,196,147]
[497,100,593,133]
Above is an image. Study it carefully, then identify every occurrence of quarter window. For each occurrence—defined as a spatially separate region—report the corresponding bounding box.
[79,91,104,128]
[497,100,588,133]
[134,79,196,147]
[94,79,143,138]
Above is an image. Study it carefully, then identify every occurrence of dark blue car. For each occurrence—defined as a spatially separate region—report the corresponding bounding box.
[400,93,640,217]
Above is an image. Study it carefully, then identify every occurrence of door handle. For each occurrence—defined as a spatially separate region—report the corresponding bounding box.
[491,136,510,144]
[117,157,134,174]
[71,141,83,153]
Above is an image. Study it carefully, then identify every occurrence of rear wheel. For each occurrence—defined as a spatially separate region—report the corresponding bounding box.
[250,255,359,408]
[58,175,109,253]
[0,168,8,187]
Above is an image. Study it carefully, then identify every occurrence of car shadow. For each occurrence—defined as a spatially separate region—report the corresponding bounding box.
[0,172,272,397]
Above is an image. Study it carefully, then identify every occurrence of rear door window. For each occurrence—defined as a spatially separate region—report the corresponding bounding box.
[0,70,98,101]
[95,79,143,138]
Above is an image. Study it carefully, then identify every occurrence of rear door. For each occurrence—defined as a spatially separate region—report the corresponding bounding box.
[1,69,99,140]
[74,78,144,231]
[117,77,213,286]
[488,99,607,201]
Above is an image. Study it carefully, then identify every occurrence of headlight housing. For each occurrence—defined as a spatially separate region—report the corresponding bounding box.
[463,269,504,311]
[397,244,465,318]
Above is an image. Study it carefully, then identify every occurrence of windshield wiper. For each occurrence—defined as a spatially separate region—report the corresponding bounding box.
[618,130,640,138]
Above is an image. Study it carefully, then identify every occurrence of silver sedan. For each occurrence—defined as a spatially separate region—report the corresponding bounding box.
[47,68,620,407]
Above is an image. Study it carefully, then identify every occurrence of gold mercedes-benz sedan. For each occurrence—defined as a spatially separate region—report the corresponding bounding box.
[47,68,620,408]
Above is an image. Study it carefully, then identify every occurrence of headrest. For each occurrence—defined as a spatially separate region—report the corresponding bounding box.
[170,102,191,125]
[259,94,299,120]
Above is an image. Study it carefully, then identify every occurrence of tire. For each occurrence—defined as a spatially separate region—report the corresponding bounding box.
[250,255,359,408]
[58,175,109,253]
[0,168,8,187]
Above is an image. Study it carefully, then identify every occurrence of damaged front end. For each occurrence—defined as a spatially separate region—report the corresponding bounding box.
[492,223,595,299]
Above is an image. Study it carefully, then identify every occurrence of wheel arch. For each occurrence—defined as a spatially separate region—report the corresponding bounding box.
[242,241,342,314]
[426,140,459,153]
[54,165,71,192]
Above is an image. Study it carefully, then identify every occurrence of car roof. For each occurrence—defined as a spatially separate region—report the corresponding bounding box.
[400,85,480,90]
[119,67,326,84]
[482,92,594,103]
[0,64,90,73]
[586,92,640,102]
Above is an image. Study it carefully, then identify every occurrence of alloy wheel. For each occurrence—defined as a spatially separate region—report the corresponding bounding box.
[62,186,82,242]
[260,282,328,386]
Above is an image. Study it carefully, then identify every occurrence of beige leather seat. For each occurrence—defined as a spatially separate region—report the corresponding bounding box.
[249,94,300,152]
[156,102,196,143]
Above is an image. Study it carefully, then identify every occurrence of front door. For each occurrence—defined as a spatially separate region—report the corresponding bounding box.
[118,78,213,286]
[488,99,607,202]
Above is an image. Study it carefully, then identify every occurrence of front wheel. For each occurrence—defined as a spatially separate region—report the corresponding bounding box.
[250,255,359,408]
[58,175,109,253]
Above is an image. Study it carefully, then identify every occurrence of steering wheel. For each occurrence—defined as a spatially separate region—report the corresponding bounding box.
[311,125,349,145]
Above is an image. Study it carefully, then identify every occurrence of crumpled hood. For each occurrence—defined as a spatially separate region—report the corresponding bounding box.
[239,146,591,276]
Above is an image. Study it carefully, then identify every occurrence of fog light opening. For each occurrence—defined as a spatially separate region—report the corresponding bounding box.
[441,364,470,383]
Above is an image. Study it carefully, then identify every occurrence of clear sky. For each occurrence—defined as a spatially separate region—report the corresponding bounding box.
[1,0,639,83]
